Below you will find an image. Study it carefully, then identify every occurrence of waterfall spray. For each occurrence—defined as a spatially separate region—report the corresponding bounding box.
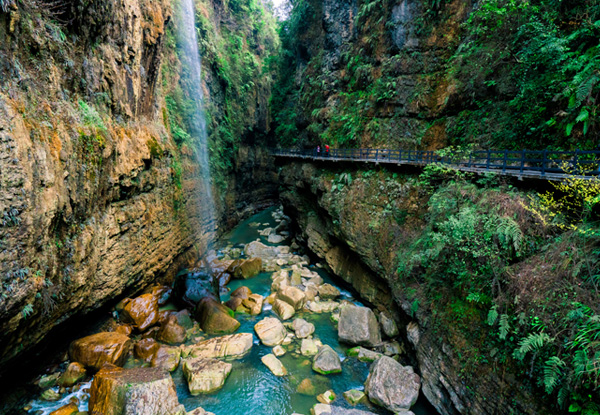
[176,0,217,253]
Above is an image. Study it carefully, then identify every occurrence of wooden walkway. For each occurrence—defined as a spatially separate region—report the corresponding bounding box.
[271,148,600,181]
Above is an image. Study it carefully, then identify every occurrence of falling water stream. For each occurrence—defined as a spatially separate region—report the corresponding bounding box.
[177,0,217,250]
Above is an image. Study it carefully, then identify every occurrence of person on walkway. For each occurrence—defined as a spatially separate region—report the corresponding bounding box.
[316,145,321,157]
[325,144,330,157]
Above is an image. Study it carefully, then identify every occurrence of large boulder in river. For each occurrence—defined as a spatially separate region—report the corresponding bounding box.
[194,297,240,334]
[157,315,187,345]
[122,294,159,332]
[69,332,132,371]
[317,284,341,300]
[244,241,278,259]
[228,258,263,279]
[89,365,185,415]
[173,270,219,308]
[261,354,287,376]
[364,356,420,412]
[183,357,232,395]
[243,294,264,315]
[378,311,399,338]
[254,317,287,346]
[312,345,342,375]
[338,304,381,347]
[277,286,306,310]
[292,318,315,339]
[273,299,295,320]
[183,333,253,359]
[152,346,181,372]
[58,362,86,387]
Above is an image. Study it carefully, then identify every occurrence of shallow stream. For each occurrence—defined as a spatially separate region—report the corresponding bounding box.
[25,207,437,415]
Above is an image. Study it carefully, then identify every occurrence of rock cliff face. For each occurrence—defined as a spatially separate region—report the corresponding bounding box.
[280,161,547,415]
[0,0,276,373]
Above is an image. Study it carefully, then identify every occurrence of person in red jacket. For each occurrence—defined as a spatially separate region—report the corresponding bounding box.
[325,144,330,157]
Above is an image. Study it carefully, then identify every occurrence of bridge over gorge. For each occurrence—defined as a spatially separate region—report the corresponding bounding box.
[271,148,600,181]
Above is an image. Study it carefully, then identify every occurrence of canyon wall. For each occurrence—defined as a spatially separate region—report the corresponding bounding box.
[0,0,277,373]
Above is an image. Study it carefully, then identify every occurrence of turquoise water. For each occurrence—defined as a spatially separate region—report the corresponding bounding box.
[173,208,438,415]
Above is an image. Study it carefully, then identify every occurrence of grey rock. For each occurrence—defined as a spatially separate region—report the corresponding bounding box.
[312,345,342,375]
[364,356,420,412]
[338,304,381,347]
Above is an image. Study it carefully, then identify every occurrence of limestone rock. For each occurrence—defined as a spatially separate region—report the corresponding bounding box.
[41,389,61,401]
[134,338,159,361]
[243,294,264,315]
[364,356,420,412]
[271,272,290,292]
[58,362,86,387]
[230,286,252,300]
[273,345,286,357]
[152,346,181,372]
[183,333,253,359]
[317,390,336,404]
[183,357,232,395]
[347,347,382,363]
[49,403,78,415]
[301,339,319,356]
[254,317,286,346]
[38,372,61,389]
[273,299,295,320]
[224,296,246,312]
[277,286,306,310]
[187,407,215,415]
[268,234,285,244]
[311,403,331,415]
[292,318,315,339]
[89,365,185,415]
[312,345,342,375]
[343,389,366,405]
[338,305,381,347]
[317,284,341,300]
[122,294,159,332]
[307,301,339,313]
[245,241,278,259]
[194,297,240,334]
[69,332,132,371]
[229,258,263,279]
[261,354,287,376]
[157,315,186,345]
[378,311,399,338]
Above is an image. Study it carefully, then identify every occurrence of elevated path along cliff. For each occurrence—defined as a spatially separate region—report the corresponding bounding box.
[272,148,600,181]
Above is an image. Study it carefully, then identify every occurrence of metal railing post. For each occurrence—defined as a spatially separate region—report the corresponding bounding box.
[502,150,508,174]
[486,149,491,171]
[541,149,547,177]
[520,150,525,174]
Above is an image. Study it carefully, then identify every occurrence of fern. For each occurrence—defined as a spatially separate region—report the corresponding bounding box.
[487,305,499,326]
[544,356,566,393]
[497,217,524,255]
[499,314,510,340]
[514,332,553,361]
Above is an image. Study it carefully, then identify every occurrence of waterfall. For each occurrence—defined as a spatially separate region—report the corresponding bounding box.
[176,0,217,252]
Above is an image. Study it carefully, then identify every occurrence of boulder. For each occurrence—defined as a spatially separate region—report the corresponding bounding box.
[228,258,263,279]
[317,284,341,300]
[273,345,286,357]
[273,299,295,320]
[243,294,264,315]
[245,241,278,259]
[58,362,87,387]
[304,286,318,302]
[338,305,381,347]
[115,325,133,336]
[49,403,79,415]
[69,332,132,371]
[312,345,342,375]
[230,286,252,300]
[194,297,240,334]
[343,389,366,405]
[147,285,172,306]
[261,354,287,376]
[380,340,403,356]
[173,270,219,308]
[311,404,331,415]
[183,333,253,359]
[134,338,159,361]
[152,346,181,372]
[301,339,319,356]
[271,272,290,292]
[347,347,382,363]
[292,318,315,339]
[38,372,61,389]
[187,408,215,415]
[268,234,285,244]
[224,296,246,312]
[175,309,194,329]
[183,358,232,395]
[364,356,420,412]
[317,390,336,404]
[40,389,61,401]
[307,301,339,313]
[278,286,306,310]
[157,316,187,345]
[122,294,159,332]
[254,317,286,346]
[378,311,399,338]
[89,365,185,415]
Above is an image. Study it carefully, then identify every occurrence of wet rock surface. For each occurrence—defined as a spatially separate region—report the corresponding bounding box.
[69,332,132,371]
[183,357,232,395]
[338,304,381,348]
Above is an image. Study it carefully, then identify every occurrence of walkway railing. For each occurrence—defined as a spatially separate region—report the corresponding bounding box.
[271,148,600,180]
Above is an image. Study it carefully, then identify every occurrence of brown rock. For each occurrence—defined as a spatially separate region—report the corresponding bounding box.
[122,293,159,332]
[158,310,175,325]
[224,296,245,312]
[182,357,232,394]
[277,286,306,310]
[149,285,172,306]
[58,362,87,387]
[157,315,186,345]
[182,333,253,359]
[49,403,78,415]
[69,332,132,371]
[141,326,160,340]
[89,365,185,415]
[134,338,159,361]
[230,286,252,300]
[152,346,181,372]
[115,325,133,336]
[194,297,240,335]
[273,299,295,320]
[229,258,263,279]
[243,294,264,315]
